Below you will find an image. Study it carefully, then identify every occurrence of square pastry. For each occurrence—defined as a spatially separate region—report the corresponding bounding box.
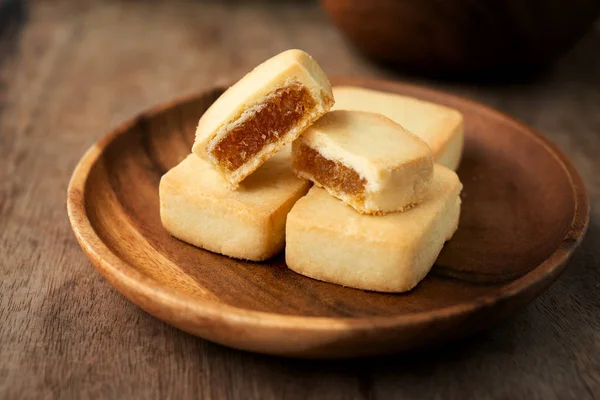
[292,110,433,214]
[160,147,310,261]
[332,86,464,170]
[192,49,334,188]
[286,165,462,293]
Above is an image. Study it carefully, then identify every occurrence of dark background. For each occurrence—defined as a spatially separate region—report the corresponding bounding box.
[0,1,599,398]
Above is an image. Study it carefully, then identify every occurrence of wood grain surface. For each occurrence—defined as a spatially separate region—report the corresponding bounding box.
[66,77,588,358]
[1,0,600,398]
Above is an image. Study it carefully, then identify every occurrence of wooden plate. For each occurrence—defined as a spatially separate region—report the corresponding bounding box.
[67,77,589,358]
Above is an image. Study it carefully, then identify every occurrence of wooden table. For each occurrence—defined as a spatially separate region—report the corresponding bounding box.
[1,1,599,398]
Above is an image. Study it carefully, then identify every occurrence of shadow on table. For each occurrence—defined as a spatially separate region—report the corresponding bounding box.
[0,0,27,59]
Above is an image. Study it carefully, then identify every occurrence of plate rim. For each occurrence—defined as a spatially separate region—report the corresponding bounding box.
[67,76,590,333]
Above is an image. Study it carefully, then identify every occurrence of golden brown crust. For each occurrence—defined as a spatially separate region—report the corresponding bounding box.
[192,50,334,187]
[160,150,310,261]
[332,86,464,170]
[292,110,433,214]
[285,166,463,292]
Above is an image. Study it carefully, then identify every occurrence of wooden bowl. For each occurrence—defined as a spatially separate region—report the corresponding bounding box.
[67,77,588,358]
[321,0,600,78]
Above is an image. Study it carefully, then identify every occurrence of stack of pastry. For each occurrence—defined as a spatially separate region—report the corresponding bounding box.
[160,49,463,293]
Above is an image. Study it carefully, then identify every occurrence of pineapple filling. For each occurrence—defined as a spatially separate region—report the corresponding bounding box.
[294,144,366,197]
[211,84,316,172]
